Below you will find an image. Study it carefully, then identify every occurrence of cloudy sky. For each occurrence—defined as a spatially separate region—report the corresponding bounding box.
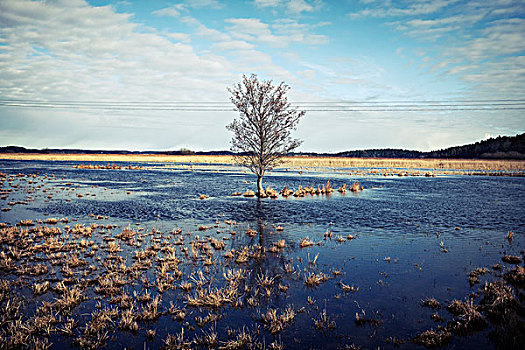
[0,0,524,152]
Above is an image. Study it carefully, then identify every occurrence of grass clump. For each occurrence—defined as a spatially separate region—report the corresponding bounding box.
[260,306,296,334]
[413,329,451,348]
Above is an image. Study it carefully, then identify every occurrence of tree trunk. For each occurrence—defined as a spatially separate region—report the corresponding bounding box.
[256,175,265,197]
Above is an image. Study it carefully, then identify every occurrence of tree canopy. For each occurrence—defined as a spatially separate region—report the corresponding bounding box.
[226,74,305,196]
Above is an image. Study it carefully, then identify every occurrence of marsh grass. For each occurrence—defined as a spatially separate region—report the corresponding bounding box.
[260,306,295,334]
[2,153,524,173]
[313,308,336,330]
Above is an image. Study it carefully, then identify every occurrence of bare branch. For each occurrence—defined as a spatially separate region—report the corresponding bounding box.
[226,74,305,196]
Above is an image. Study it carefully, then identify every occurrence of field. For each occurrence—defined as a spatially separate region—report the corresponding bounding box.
[1,153,525,174]
[0,157,524,349]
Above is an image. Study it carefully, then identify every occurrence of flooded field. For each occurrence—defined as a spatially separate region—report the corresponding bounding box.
[0,160,524,349]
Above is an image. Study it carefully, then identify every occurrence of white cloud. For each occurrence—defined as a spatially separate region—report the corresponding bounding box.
[356,1,525,100]
[152,0,223,17]
[253,0,323,14]
[305,34,328,45]
[225,17,328,47]
[348,0,458,19]
[212,40,255,51]
[178,16,232,41]
[287,0,314,13]
[0,0,320,150]
[185,0,223,9]
[152,4,185,17]
[195,25,231,41]
[166,32,191,43]
[226,18,285,46]
[253,0,281,7]
[0,0,236,104]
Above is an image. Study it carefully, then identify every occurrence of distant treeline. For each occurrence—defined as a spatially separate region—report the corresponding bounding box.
[0,146,233,156]
[1,133,524,159]
[297,133,525,159]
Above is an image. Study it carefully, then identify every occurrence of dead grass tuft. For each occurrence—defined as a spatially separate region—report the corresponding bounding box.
[299,237,314,248]
[502,255,522,264]
[260,306,296,334]
[413,329,451,348]
[313,308,336,330]
[421,297,441,309]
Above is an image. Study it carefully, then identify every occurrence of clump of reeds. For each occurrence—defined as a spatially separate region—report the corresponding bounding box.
[243,190,255,197]
[446,299,469,316]
[502,255,522,264]
[446,298,486,335]
[299,237,314,248]
[115,225,138,242]
[139,295,161,321]
[146,329,156,339]
[31,281,50,295]
[421,297,441,309]
[313,308,336,330]
[350,182,361,192]
[186,284,238,308]
[503,265,525,289]
[162,328,192,349]
[19,219,34,226]
[413,329,451,348]
[265,187,278,198]
[304,272,328,287]
[260,306,296,334]
[354,310,383,327]
[480,281,515,320]
[221,327,259,350]
[274,239,285,248]
[168,302,186,321]
[279,186,293,197]
[468,267,488,286]
[53,285,86,315]
[210,238,225,250]
[235,247,249,263]
[195,329,218,347]
[340,282,359,293]
[118,306,138,332]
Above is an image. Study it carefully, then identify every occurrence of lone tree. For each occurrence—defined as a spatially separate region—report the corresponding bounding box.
[226,74,305,197]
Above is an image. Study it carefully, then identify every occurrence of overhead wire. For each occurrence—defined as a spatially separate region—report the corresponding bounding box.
[0,98,524,112]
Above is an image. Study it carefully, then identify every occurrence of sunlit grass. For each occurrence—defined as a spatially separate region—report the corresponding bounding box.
[2,153,524,172]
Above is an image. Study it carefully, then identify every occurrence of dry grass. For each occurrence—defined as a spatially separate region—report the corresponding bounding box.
[313,308,336,330]
[260,306,296,334]
[421,297,441,310]
[1,167,523,349]
[2,153,523,172]
[413,329,451,348]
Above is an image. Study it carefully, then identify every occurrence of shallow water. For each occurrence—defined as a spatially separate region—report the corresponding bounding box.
[0,160,523,349]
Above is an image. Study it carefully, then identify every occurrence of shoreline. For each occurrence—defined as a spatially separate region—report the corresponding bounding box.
[1,153,524,171]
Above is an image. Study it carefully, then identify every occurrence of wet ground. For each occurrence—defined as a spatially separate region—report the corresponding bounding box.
[0,160,523,349]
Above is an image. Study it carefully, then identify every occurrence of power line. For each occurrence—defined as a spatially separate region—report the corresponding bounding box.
[1,98,524,103]
[1,98,524,112]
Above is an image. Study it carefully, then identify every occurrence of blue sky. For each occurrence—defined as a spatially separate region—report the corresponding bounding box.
[0,0,524,152]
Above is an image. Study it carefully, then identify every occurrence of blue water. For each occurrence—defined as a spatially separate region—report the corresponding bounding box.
[0,160,523,349]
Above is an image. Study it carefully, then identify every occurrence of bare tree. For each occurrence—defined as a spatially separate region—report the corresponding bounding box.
[226,74,305,197]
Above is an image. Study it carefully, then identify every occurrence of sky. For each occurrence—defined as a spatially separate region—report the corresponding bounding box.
[0,0,524,152]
